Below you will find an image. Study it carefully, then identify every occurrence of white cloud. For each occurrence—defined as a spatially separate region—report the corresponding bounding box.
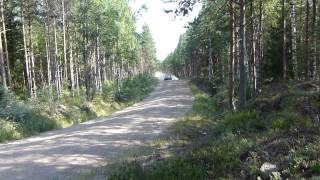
[129,0,201,61]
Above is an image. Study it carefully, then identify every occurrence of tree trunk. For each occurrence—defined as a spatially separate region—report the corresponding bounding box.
[310,0,317,79]
[69,34,75,97]
[62,0,68,83]
[21,2,32,97]
[1,0,10,86]
[0,8,5,88]
[95,17,102,92]
[290,0,298,79]
[282,0,287,79]
[54,16,61,97]
[239,0,247,110]
[83,0,91,100]
[305,0,310,80]
[229,0,236,111]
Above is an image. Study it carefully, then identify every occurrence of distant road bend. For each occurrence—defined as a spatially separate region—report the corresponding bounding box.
[0,80,193,180]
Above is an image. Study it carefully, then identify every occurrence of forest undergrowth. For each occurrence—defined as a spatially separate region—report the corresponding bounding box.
[108,81,320,180]
[0,74,158,143]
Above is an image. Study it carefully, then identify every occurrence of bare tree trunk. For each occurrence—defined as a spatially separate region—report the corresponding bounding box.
[1,0,10,86]
[29,20,36,98]
[95,17,102,92]
[208,36,213,88]
[53,16,61,97]
[282,0,287,79]
[239,0,247,110]
[102,53,107,82]
[310,0,317,79]
[305,0,310,80]
[250,0,256,97]
[62,0,68,83]
[21,2,32,97]
[0,7,5,88]
[290,0,298,79]
[229,0,236,111]
[83,0,91,100]
[70,34,75,97]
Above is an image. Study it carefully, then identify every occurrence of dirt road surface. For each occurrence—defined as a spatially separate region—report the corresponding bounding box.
[0,80,193,180]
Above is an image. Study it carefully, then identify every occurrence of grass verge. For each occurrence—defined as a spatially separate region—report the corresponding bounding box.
[108,81,320,179]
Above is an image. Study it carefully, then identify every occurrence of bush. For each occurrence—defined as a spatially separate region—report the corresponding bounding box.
[0,85,59,138]
[121,74,158,102]
[221,111,264,133]
[270,111,312,130]
[0,119,22,142]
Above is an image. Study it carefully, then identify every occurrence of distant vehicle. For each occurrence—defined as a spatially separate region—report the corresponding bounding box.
[164,74,172,80]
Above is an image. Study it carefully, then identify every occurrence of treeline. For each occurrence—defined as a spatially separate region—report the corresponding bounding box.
[0,0,157,100]
[163,0,319,110]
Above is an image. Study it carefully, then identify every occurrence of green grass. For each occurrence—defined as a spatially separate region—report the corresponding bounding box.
[108,82,320,179]
[0,74,158,143]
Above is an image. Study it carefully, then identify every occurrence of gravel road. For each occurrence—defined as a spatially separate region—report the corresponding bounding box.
[0,80,193,180]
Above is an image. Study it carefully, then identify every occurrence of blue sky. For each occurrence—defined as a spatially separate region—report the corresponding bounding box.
[129,0,201,61]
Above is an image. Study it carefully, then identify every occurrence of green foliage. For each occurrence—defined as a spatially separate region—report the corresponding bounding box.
[0,74,158,143]
[221,111,264,132]
[0,86,59,137]
[102,80,116,101]
[0,119,22,142]
[109,160,145,180]
[145,158,206,180]
[270,111,312,130]
[108,83,320,179]
[121,74,158,102]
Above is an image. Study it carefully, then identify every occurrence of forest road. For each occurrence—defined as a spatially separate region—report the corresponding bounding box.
[0,80,193,180]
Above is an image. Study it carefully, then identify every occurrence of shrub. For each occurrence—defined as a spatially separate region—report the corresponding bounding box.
[121,74,158,102]
[7,102,58,135]
[222,111,264,132]
[0,119,22,142]
[270,111,312,130]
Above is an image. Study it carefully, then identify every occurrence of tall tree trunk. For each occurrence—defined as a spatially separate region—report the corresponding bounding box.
[229,0,236,111]
[83,0,91,100]
[251,0,257,97]
[239,0,247,110]
[0,8,5,88]
[69,34,75,97]
[310,0,317,79]
[305,0,310,80]
[21,2,32,97]
[282,0,287,79]
[62,0,68,83]
[53,16,61,97]
[95,17,102,92]
[290,0,298,79]
[1,0,10,86]
[29,20,36,98]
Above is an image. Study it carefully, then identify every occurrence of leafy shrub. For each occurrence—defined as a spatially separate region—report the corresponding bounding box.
[7,102,58,135]
[121,74,158,102]
[0,119,22,142]
[270,111,312,130]
[222,111,264,132]
[0,86,58,137]
[271,118,289,129]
